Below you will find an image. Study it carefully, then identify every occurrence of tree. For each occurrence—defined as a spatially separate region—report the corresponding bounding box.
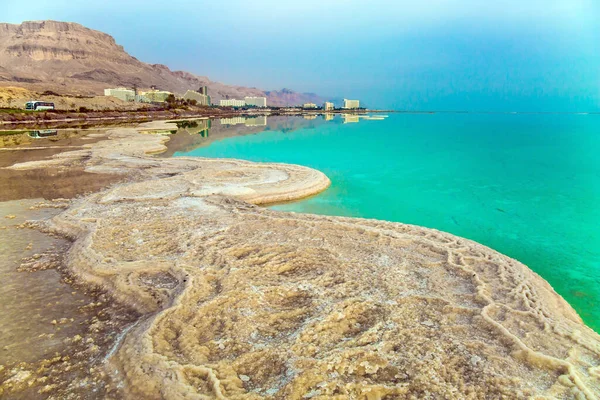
[165,94,176,104]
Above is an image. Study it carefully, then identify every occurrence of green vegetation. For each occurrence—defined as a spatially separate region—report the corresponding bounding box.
[165,94,177,105]
[0,130,28,136]
[165,95,202,110]
[0,108,26,114]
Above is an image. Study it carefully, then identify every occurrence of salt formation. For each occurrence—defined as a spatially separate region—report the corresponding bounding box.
[4,126,600,399]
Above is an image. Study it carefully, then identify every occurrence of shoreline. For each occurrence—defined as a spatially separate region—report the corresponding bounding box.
[0,109,388,128]
[1,125,599,398]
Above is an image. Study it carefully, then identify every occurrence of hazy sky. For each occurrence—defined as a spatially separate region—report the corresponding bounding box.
[3,0,600,110]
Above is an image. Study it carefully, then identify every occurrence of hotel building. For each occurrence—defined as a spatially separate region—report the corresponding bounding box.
[343,99,360,109]
[104,88,135,102]
[139,90,173,103]
[323,101,334,111]
[244,97,267,107]
[183,90,211,106]
[219,99,246,107]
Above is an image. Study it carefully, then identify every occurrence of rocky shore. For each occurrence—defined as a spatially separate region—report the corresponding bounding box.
[1,124,599,399]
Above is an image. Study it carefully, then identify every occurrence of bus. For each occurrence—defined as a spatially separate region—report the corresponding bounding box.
[25,101,55,111]
[28,130,58,138]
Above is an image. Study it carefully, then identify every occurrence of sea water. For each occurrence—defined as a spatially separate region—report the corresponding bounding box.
[175,113,600,332]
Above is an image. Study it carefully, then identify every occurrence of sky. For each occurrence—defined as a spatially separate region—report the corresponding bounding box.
[3,0,600,111]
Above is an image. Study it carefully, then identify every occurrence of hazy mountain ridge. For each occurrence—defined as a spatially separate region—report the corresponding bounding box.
[0,20,325,106]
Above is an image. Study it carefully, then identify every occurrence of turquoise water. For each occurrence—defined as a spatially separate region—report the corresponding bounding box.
[175,114,600,332]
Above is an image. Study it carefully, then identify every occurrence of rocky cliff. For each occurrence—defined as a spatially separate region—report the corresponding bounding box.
[0,20,324,106]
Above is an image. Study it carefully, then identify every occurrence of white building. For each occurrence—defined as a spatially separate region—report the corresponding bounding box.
[323,101,334,111]
[219,99,246,107]
[183,90,211,106]
[343,99,360,109]
[244,97,267,107]
[139,90,173,103]
[104,88,135,102]
[303,103,318,109]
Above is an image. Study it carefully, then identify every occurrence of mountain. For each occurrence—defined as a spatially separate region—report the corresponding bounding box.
[265,88,325,107]
[0,20,325,106]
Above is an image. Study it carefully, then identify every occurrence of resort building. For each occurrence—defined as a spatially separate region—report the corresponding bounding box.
[244,97,267,108]
[139,90,173,103]
[323,101,334,111]
[219,99,246,107]
[343,99,360,109]
[135,94,151,103]
[183,90,211,106]
[303,103,318,109]
[104,88,135,102]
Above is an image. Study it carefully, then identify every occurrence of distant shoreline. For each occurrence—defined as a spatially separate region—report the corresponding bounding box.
[3,107,597,129]
[0,108,387,129]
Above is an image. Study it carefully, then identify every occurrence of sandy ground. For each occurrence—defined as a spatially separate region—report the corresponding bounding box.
[1,125,599,399]
[0,86,147,111]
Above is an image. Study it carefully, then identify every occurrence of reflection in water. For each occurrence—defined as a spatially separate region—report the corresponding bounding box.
[0,128,123,201]
[175,119,211,137]
[162,114,387,157]
[342,114,360,123]
[0,127,103,149]
[220,116,267,126]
